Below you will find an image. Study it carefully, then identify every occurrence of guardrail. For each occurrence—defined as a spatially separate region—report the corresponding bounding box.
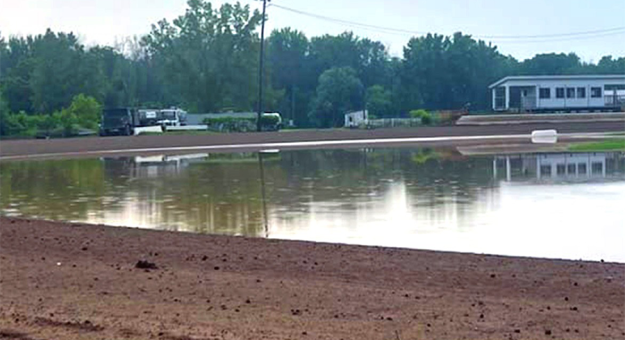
[605,95,625,106]
[164,125,208,132]
[367,118,423,128]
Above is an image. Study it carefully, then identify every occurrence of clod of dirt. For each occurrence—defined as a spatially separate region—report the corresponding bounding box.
[214,266,220,270]
[135,260,158,270]
[545,330,552,335]
[291,309,302,316]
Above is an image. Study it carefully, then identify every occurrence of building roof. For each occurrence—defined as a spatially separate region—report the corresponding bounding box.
[489,74,625,89]
[345,110,367,116]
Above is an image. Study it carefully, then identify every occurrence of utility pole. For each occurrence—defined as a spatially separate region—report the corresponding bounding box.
[257,0,270,132]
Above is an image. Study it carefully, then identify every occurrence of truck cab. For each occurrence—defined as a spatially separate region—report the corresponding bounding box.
[157,108,187,127]
[100,108,138,136]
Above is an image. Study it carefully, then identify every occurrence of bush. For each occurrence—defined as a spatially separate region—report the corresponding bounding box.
[409,109,432,125]
[203,114,281,132]
[53,109,79,137]
[68,94,101,130]
[0,111,48,137]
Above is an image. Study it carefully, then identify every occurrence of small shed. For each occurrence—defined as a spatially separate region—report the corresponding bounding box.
[344,110,368,128]
[489,75,625,113]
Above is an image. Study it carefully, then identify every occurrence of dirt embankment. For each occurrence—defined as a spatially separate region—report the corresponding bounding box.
[1,217,623,340]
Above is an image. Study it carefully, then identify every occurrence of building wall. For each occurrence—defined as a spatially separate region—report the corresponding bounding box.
[533,79,607,109]
[344,111,368,127]
[491,77,625,111]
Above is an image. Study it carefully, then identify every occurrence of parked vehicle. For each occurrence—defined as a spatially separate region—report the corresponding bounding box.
[99,108,139,136]
[158,108,187,127]
[138,109,161,127]
[100,107,192,136]
[260,112,282,131]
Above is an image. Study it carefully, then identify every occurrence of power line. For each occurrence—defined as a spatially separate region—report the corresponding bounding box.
[486,29,625,44]
[270,4,428,36]
[270,3,625,43]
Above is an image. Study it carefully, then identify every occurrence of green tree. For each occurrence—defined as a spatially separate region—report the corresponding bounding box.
[53,109,78,137]
[595,56,625,74]
[401,32,514,111]
[518,53,581,75]
[67,94,102,130]
[309,67,363,128]
[143,0,262,112]
[366,85,393,118]
[267,28,310,124]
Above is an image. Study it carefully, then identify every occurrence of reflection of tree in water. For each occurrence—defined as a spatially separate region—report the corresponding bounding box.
[0,155,278,237]
[102,154,281,237]
[0,159,106,221]
[8,149,586,237]
[263,148,494,227]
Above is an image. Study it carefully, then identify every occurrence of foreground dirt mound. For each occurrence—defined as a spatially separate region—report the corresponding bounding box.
[1,217,623,339]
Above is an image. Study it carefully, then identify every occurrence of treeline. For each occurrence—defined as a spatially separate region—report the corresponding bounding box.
[1,0,624,134]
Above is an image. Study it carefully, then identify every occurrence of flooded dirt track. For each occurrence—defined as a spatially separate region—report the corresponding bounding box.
[1,121,623,159]
[1,217,624,340]
[2,149,624,262]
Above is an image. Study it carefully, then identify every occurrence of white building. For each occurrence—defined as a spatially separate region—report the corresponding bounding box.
[489,75,625,113]
[344,110,368,128]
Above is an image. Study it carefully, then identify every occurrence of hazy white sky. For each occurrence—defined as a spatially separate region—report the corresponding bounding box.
[1,0,624,61]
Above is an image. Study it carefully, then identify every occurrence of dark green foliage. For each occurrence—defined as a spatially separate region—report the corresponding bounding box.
[409,109,432,125]
[309,67,364,128]
[203,114,280,132]
[366,85,393,118]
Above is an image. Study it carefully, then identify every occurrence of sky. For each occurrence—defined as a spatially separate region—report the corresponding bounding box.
[1,0,624,62]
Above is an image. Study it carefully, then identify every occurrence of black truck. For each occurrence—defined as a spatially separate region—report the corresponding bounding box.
[99,108,140,136]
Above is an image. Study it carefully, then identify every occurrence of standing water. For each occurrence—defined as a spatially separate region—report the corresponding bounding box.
[1,148,624,262]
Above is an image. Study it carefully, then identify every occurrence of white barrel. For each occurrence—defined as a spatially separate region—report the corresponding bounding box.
[531,129,558,144]
[134,126,164,135]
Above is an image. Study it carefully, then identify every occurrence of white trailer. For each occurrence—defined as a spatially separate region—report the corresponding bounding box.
[489,75,625,113]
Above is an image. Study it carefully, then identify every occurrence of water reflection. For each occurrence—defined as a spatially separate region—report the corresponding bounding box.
[493,152,618,181]
[1,149,624,261]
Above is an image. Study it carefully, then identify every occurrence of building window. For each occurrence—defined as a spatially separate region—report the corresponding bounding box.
[592,162,603,174]
[577,87,586,98]
[540,165,552,175]
[567,163,576,175]
[494,87,506,109]
[556,88,565,98]
[591,87,602,98]
[566,88,576,98]
[578,163,587,174]
[557,164,566,175]
[539,88,551,99]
